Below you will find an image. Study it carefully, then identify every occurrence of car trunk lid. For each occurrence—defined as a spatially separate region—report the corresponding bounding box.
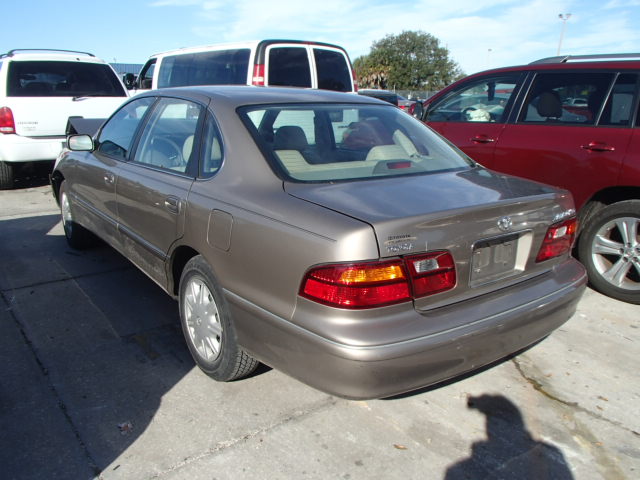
[285,168,576,309]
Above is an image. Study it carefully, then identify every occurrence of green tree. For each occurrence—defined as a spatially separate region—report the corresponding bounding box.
[354,31,464,91]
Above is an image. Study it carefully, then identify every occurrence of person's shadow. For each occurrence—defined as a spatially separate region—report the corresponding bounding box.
[445,394,574,480]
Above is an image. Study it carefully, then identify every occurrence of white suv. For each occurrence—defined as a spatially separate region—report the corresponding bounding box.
[0,49,128,189]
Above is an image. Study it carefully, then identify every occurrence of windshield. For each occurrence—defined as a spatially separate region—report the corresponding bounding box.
[240,103,473,182]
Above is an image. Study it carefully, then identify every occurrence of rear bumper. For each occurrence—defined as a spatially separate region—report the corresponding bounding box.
[229,258,587,400]
[0,134,65,162]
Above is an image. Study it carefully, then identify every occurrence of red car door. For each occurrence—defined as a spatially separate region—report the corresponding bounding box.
[424,73,522,168]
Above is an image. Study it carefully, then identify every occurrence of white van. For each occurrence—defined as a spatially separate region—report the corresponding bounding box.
[0,49,128,188]
[127,40,357,94]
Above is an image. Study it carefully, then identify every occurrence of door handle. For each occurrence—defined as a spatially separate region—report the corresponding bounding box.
[104,173,115,185]
[470,135,495,144]
[164,196,181,214]
[581,142,615,152]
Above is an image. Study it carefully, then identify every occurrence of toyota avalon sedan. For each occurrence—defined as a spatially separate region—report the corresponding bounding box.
[50,86,587,399]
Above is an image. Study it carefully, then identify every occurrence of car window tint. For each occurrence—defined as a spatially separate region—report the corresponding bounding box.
[6,61,126,97]
[425,75,518,123]
[158,49,251,88]
[267,47,311,88]
[241,104,472,182]
[520,72,614,125]
[200,115,224,178]
[133,98,203,174]
[313,48,351,92]
[599,74,637,126]
[97,97,154,160]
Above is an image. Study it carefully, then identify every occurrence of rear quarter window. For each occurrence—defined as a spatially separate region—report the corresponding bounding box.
[6,61,126,97]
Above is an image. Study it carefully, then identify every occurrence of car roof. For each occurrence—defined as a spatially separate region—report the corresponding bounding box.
[150,39,349,58]
[0,49,105,63]
[466,55,640,78]
[142,85,387,108]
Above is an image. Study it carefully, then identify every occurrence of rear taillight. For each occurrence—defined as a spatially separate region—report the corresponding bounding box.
[352,69,359,92]
[536,218,578,262]
[300,251,456,309]
[405,252,457,298]
[252,64,265,86]
[0,107,16,134]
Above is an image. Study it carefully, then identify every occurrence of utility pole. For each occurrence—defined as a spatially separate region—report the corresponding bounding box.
[557,13,572,55]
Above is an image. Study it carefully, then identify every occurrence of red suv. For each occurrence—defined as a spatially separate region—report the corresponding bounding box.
[422,54,640,303]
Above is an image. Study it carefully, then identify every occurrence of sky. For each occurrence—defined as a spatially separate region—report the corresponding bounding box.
[3,0,640,76]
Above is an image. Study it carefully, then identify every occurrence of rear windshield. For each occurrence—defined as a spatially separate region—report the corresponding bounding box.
[158,49,251,88]
[7,61,126,97]
[240,103,472,182]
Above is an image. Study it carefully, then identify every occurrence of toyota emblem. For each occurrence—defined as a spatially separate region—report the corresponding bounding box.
[497,216,513,232]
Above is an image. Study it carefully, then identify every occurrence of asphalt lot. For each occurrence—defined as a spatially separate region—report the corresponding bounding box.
[0,182,638,480]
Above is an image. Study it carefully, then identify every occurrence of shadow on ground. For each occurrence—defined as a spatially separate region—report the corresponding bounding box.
[0,214,196,478]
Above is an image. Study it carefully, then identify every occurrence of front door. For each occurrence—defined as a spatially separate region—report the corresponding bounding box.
[116,97,204,288]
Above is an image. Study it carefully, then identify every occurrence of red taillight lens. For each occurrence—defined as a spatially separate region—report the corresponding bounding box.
[352,69,358,92]
[536,218,578,262]
[405,251,457,298]
[252,64,265,86]
[301,260,410,309]
[300,251,456,309]
[0,107,16,134]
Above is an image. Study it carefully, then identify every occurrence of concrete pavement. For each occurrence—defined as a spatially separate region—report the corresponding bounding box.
[0,184,638,479]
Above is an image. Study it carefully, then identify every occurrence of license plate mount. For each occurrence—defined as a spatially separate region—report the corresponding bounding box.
[470,233,520,287]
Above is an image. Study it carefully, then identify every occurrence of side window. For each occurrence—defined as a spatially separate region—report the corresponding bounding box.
[138,59,156,89]
[599,74,637,126]
[267,47,312,88]
[313,48,352,92]
[425,75,519,123]
[133,98,203,174]
[97,97,154,160]
[520,72,614,124]
[200,115,224,178]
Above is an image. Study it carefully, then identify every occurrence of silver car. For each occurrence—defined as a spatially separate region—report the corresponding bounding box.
[51,86,587,399]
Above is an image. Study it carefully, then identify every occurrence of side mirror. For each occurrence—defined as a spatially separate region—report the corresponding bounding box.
[68,135,94,151]
[123,73,137,90]
[412,101,424,120]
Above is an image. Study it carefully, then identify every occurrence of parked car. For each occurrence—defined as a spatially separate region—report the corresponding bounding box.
[127,40,356,94]
[358,89,423,118]
[422,53,640,304]
[0,49,129,189]
[51,86,586,399]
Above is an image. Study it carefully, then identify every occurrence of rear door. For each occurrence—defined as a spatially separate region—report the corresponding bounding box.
[115,96,204,287]
[492,71,636,209]
[265,43,354,92]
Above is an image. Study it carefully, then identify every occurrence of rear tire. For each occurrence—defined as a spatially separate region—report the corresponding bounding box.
[0,161,15,190]
[59,180,94,249]
[578,200,640,304]
[179,255,259,381]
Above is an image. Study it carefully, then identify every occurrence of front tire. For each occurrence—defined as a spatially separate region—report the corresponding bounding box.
[59,180,94,249]
[179,255,259,381]
[578,200,640,304]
